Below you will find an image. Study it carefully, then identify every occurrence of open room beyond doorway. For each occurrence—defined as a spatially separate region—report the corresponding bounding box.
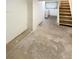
[44,0,58,25]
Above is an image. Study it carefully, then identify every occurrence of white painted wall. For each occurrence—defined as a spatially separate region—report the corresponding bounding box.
[38,1,45,24]
[27,0,33,30]
[33,0,45,31]
[69,0,72,13]
[6,0,28,43]
[6,0,45,43]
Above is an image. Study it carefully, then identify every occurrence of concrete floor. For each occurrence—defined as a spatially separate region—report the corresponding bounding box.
[7,16,72,59]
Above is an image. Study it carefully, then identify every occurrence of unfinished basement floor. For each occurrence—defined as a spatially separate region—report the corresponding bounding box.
[7,16,72,59]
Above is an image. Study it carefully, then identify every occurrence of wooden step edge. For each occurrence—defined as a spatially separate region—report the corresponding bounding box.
[59,9,71,12]
[60,5,70,7]
[59,14,71,16]
[60,17,72,20]
[60,8,70,9]
[60,7,70,8]
[61,1,69,2]
[60,12,71,15]
[60,3,69,4]
[59,11,71,13]
[61,0,69,1]
[60,19,72,22]
[60,15,72,18]
[59,10,71,12]
[60,23,72,27]
[60,21,72,24]
[60,9,70,10]
[61,2,69,3]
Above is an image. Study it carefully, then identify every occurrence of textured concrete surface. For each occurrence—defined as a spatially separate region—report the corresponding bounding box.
[7,16,72,59]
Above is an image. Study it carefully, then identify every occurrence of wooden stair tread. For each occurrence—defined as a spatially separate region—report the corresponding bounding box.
[60,15,71,18]
[60,4,69,6]
[61,2,69,3]
[60,9,70,12]
[60,19,72,22]
[59,0,72,27]
[60,21,72,24]
[60,4,70,7]
[60,23,72,26]
[60,7,70,9]
[60,23,72,25]
[60,10,70,12]
[60,13,71,16]
[61,3,69,4]
[60,17,72,20]
[60,12,71,14]
[60,9,70,10]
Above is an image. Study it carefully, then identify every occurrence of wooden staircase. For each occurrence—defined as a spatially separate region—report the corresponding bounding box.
[59,0,72,27]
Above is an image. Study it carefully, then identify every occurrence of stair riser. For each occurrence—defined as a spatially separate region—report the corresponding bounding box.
[61,3,69,5]
[60,14,71,16]
[60,24,72,27]
[59,10,71,14]
[60,8,70,9]
[60,17,72,20]
[61,2,69,4]
[59,0,72,27]
[60,5,70,7]
[60,21,72,24]
[60,10,71,12]
[60,9,70,11]
[60,3,69,5]
[60,6,70,8]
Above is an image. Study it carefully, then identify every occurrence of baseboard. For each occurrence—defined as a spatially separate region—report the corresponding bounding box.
[6,28,33,53]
